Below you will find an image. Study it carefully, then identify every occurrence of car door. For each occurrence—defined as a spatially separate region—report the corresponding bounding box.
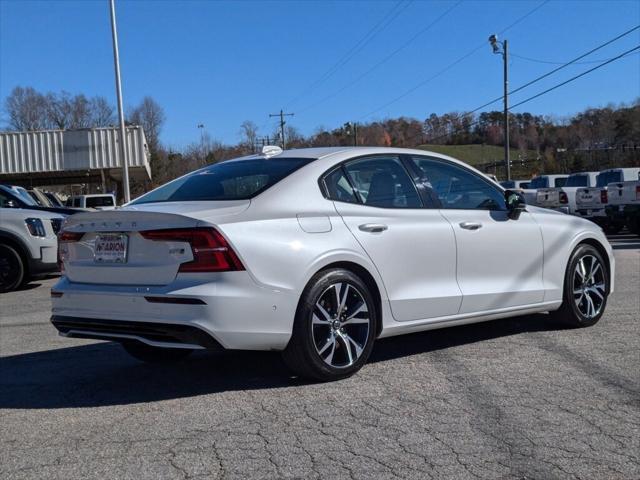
[408,155,545,314]
[324,155,462,321]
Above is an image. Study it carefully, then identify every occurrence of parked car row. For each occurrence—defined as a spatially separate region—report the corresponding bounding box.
[500,167,640,234]
[0,184,119,292]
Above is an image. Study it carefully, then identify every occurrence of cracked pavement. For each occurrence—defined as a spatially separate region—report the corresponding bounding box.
[1,234,639,479]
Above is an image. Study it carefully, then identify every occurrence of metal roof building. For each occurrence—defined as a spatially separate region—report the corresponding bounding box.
[0,126,151,188]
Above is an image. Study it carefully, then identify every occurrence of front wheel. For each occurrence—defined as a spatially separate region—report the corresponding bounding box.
[0,244,25,293]
[121,341,193,363]
[283,268,378,381]
[551,244,609,327]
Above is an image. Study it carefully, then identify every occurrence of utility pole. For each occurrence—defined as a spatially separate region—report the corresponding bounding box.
[109,0,130,203]
[489,34,510,181]
[269,109,294,149]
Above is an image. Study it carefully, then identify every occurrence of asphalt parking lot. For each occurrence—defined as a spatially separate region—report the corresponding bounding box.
[1,234,639,480]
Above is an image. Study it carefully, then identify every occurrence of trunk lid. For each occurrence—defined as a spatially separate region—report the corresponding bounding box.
[576,187,605,208]
[61,201,249,285]
[535,188,561,208]
[607,181,640,206]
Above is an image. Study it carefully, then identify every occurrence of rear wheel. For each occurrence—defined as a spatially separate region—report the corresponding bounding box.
[551,244,609,328]
[121,341,193,363]
[0,244,25,293]
[283,268,377,381]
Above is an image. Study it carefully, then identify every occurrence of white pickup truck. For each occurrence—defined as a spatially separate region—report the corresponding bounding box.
[605,177,640,235]
[575,168,640,232]
[531,171,599,214]
[521,174,569,209]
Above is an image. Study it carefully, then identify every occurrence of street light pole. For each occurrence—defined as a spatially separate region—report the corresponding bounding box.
[109,0,130,203]
[489,34,510,181]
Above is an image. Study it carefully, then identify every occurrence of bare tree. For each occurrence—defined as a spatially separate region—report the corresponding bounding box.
[45,91,92,129]
[239,120,258,150]
[128,96,165,150]
[89,96,115,127]
[4,86,50,131]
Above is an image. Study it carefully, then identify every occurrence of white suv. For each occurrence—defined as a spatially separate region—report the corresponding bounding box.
[0,203,63,292]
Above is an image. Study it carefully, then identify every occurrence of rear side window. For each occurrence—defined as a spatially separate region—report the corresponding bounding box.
[87,196,115,208]
[342,156,421,208]
[131,157,313,204]
[324,168,359,204]
[73,198,81,207]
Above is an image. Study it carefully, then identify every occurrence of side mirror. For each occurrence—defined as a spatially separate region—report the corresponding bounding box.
[505,189,526,220]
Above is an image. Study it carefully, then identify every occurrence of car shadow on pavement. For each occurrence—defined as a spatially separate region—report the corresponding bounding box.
[0,313,565,410]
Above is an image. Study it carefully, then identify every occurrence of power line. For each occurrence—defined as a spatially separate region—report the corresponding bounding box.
[285,0,412,108]
[296,0,463,115]
[509,45,640,110]
[510,50,640,65]
[465,24,640,115]
[359,0,550,120]
[422,44,639,145]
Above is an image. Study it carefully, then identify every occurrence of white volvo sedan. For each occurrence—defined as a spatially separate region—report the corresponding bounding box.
[52,147,614,380]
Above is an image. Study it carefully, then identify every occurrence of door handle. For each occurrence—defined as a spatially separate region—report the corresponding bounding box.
[459,222,482,230]
[359,223,388,233]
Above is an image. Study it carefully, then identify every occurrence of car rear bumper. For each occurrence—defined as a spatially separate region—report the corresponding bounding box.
[51,315,225,350]
[50,273,298,351]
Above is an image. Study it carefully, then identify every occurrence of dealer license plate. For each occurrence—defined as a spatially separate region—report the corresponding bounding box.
[94,233,128,264]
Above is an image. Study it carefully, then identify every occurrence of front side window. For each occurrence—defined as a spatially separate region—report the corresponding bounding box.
[131,157,313,205]
[342,156,421,208]
[529,177,549,189]
[410,156,505,210]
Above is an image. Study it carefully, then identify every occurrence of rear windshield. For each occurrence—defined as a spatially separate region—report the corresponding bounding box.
[553,177,567,187]
[596,171,621,187]
[131,157,313,204]
[529,177,548,189]
[565,175,589,187]
[87,196,115,207]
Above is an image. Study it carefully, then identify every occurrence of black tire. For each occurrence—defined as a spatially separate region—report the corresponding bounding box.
[121,341,193,363]
[603,222,622,235]
[0,244,25,293]
[551,244,609,328]
[627,215,640,235]
[282,268,378,381]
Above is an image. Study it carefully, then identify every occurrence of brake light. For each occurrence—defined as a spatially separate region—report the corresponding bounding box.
[140,227,244,272]
[636,185,640,201]
[57,230,84,272]
[559,191,568,204]
[600,190,608,204]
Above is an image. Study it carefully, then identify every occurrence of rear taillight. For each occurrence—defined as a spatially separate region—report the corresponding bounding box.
[57,231,84,271]
[140,227,244,272]
[600,190,608,204]
[559,191,568,204]
[636,185,640,201]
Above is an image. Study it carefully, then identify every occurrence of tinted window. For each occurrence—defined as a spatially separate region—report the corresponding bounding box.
[596,171,621,187]
[86,196,115,208]
[554,177,567,187]
[501,181,515,189]
[324,167,358,204]
[565,175,589,187]
[73,198,81,207]
[529,177,549,189]
[410,156,505,210]
[131,157,313,204]
[343,157,421,208]
[519,182,530,189]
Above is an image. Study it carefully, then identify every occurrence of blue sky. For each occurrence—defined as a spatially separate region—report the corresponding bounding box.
[1,0,639,148]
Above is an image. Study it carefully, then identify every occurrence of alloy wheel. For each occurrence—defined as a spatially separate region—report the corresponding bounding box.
[312,282,371,368]
[573,254,606,319]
